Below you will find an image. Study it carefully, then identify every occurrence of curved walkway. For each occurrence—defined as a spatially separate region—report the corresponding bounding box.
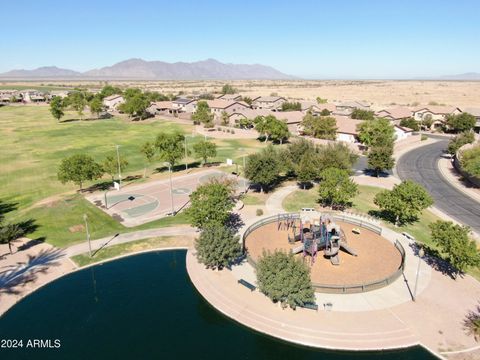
[397,139,480,235]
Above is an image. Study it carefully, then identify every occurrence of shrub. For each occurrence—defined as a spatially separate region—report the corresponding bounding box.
[256,208,263,216]
[195,226,242,270]
[421,134,428,141]
[460,145,480,177]
[256,250,315,309]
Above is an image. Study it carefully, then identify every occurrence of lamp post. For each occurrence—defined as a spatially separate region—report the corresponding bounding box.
[116,145,122,188]
[164,162,175,215]
[83,214,92,257]
[413,247,425,301]
[184,136,188,171]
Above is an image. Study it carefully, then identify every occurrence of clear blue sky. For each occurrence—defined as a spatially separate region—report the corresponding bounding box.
[1,0,479,78]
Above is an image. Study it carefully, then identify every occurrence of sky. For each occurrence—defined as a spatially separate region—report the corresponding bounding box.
[1,0,479,79]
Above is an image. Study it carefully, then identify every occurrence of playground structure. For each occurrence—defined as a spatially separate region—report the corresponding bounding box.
[279,213,357,266]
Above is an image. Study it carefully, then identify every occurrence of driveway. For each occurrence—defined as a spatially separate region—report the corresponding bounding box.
[396,138,480,234]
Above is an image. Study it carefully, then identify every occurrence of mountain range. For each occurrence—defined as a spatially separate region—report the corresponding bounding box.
[0,59,294,80]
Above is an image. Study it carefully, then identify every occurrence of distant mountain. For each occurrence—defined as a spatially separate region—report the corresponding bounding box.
[438,72,480,80]
[0,59,294,80]
[0,66,81,79]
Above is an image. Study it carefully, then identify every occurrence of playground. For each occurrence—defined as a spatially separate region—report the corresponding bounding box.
[86,169,237,227]
[243,213,403,290]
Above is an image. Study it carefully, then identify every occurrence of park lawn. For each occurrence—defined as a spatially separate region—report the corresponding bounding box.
[70,235,193,267]
[23,194,190,248]
[241,192,268,205]
[283,186,318,212]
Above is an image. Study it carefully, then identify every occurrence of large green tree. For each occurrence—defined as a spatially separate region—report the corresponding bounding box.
[351,109,375,120]
[100,85,123,99]
[102,154,128,181]
[256,250,315,310]
[447,131,475,155]
[118,93,150,119]
[193,139,217,165]
[57,154,104,190]
[67,91,88,119]
[430,221,480,276]
[155,132,185,167]
[399,117,419,131]
[192,101,214,127]
[446,112,476,133]
[140,141,156,177]
[374,180,433,226]
[245,146,281,192]
[195,226,241,270]
[357,118,395,148]
[301,112,337,140]
[89,96,104,118]
[254,115,290,144]
[367,145,395,176]
[297,151,319,188]
[185,179,235,229]
[318,167,358,209]
[316,143,359,173]
[221,84,237,94]
[49,96,65,122]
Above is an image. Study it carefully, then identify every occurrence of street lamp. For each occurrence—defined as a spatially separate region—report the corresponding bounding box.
[413,247,425,301]
[239,148,247,193]
[164,162,175,215]
[184,136,188,171]
[83,214,92,257]
[116,145,122,188]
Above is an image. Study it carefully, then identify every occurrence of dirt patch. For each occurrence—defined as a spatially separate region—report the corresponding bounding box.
[69,224,85,233]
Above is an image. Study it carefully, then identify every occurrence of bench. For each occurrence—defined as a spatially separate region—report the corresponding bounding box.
[238,279,256,291]
[299,302,318,311]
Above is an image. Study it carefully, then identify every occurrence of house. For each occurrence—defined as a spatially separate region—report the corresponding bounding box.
[172,98,196,113]
[227,108,272,126]
[147,101,176,115]
[463,108,480,133]
[394,124,414,141]
[0,90,22,103]
[49,90,70,99]
[300,101,336,115]
[334,101,371,116]
[217,94,242,101]
[103,94,125,110]
[21,90,46,103]
[276,111,306,134]
[376,107,413,121]
[252,96,286,110]
[334,116,364,143]
[412,106,462,130]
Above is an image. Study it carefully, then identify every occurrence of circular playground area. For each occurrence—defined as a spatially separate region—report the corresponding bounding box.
[243,213,404,293]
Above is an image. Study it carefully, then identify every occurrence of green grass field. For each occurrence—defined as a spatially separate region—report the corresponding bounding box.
[0,105,266,247]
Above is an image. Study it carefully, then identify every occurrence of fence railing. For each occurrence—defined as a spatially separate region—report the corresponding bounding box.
[242,212,405,294]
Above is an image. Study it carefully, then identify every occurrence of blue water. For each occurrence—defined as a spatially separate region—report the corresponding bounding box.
[0,250,437,360]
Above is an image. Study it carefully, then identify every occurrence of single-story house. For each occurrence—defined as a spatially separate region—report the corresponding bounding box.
[394,124,414,141]
[376,107,413,121]
[334,116,364,143]
[227,108,272,126]
[334,101,371,116]
[147,101,176,115]
[21,90,46,103]
[217,94,242,101]
[172,98,196,113]
[300,101,336,115]
[412,106,462,129]
[252,96,286,110]
[103,94,125,110]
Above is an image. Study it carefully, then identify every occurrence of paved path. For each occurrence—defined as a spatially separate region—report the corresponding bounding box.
[397,139,480,235]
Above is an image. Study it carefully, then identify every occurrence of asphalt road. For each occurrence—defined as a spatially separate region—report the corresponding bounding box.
[396,138,480,235]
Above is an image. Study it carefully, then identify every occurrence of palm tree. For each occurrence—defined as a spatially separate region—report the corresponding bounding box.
[0,223,24,254]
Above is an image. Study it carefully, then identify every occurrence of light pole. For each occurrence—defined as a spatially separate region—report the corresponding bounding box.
[239,148,247,193]
[413,247,425,301]
[164,162,175,215]
[83,214,92,257]
[116,145,122,188]
[184,136,188,171]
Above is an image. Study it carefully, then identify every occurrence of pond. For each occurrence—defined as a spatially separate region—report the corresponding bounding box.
[0,250,437,360]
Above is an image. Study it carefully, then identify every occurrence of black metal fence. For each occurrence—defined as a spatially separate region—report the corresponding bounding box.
[242,212,406,294]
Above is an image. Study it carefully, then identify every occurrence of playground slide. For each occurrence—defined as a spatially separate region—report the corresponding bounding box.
[339,241,358,256]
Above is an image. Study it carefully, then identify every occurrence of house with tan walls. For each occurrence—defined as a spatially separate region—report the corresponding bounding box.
[252,96,286,110]
[103,94,125,110]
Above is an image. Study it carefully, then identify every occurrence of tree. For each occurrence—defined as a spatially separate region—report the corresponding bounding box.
[192,100,214,127]
[242,96,253,106]
[460,145,480,177]
[100,85,123,99]
[351,109,375,120]
[238,117,254,129]
[317,167,358,209]
[193,139,217,165]
[256,250,315,309]
[155,132,185,167]
[430,221,480,276]
[0,223,24,254]
[254,115,290,143]
[297,151,318,188]
[57,154,103,190]
[118,93,150,119]
[281,101,302,111]
[320,108,331,116]
[357,118,395,148]
[67,91,88,119]
[399,117,419,131]
[49,96,64,122]
[245,146,281,192]
[367,145,395,176]
[221,84,237,94]
[195,226,241,270]
[185,179,235,229]
[220,110,229,126]
[316,97,327,104]
[446,112,476,133]
[316,143,358,173]
[374,180,433,226]
[447,131,475,155]
[102,154,128,181]
[140,141,156,177]
[301,112,337,140]
[89,96,104,118]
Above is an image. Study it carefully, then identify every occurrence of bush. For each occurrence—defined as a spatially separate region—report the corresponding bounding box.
[460,145,480,177]
[256,208,263,216]
[421,134,428,141]
[217,127,221,131]
[195,226,242,270]
[231,130,235,134]
[447,131,474,155]
[256,250,315,309]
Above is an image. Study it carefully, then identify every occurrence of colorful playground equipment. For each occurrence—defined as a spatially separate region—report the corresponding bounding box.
[280,213,357,266]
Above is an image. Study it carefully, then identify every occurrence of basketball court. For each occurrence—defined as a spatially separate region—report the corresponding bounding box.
[86,169,245,227]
